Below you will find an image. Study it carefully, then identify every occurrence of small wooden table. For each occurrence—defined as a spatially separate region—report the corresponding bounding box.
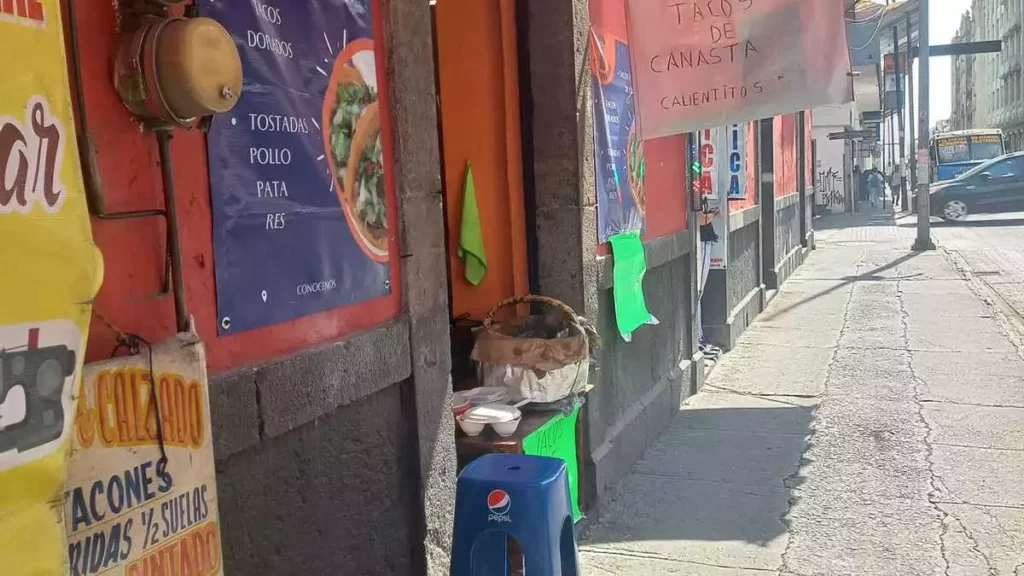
[454,386,594,516]
[456,410,560,458]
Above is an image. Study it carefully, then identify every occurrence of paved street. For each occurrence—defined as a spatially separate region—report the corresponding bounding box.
[927,212,1024,341]
[579,208,1024,575]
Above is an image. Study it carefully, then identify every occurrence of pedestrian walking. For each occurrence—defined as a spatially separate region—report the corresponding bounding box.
[854,165,863,203]
[867,170,884,208]
[891,164,903,208]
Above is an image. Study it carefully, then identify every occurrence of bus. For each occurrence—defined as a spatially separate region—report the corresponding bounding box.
[930,129,1006,182]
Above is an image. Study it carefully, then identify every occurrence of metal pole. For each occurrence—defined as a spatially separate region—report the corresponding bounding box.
[811,138,818,248]
[887,110,895,209]
[881,83,887,178]
[903,12,914,209]
[156,130,190,331]
[894,24,907,209]
[914,0,935,250]
[906,11,916,209]
[797,111,808,246]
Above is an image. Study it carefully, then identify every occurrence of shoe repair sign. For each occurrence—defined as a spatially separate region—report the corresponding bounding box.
[64,337,223,576]
[625,0,852,139]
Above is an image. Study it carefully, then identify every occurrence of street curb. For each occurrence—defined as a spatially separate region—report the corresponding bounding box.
[942,248,1024,360]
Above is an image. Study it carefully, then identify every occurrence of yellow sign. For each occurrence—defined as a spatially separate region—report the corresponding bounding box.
[1,1,104,574]
[66,337,223,576]
[971,134,1002,144]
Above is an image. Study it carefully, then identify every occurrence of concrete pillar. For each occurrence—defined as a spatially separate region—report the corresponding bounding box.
[759,118,778,290]
[385,1,456,573]
[521,0,599,321]
[520,0,603,507]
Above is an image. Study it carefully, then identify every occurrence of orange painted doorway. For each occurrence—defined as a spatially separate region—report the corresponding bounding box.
[434,0,529,321]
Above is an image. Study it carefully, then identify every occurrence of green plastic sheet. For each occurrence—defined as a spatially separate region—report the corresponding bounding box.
[608,230,657,342]
[522,405,582,522]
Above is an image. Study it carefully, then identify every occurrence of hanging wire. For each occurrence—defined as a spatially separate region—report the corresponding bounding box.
[847,6,886,23]
[94,310,170,476]
[846,0,889,23]
[849,3,892,51]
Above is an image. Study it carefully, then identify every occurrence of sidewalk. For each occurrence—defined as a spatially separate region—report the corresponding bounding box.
[579,209,1024,575]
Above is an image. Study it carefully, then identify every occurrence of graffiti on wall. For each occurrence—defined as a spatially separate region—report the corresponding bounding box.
[817,167,844,208]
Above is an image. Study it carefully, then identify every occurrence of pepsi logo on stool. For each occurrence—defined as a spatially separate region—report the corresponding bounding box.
[487,489,512,523]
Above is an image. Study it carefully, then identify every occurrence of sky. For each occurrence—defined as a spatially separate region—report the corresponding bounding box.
[921,0,974,126]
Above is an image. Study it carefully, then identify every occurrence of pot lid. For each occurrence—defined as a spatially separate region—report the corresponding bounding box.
[155,17,243,118]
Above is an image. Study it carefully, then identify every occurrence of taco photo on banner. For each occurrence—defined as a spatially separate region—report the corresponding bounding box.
[322,38,388,263]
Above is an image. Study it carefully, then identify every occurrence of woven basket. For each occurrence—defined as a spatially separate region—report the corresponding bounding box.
[471,295,598,403]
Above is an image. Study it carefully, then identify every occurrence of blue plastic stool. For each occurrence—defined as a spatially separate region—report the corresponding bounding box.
[451,454,579,576]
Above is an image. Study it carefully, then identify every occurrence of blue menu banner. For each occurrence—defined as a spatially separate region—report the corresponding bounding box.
[591,33,645,243]
[201,0,391,334]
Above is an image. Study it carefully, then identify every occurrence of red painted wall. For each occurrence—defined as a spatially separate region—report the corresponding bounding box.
[774,115,799,197]
[805,110,814,186]
[734,121,758,210]
[643,136,690,239]
[435,0,529,320]
[67,1,400,374]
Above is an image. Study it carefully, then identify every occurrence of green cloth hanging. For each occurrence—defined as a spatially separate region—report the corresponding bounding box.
[458,162,488,286]
[608,230,657,342]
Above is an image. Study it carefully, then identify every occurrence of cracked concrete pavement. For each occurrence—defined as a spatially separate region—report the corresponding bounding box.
[579,210,1024,575]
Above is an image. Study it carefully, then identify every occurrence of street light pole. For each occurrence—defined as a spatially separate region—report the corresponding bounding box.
[881,90,887,177]
[913,0,935,250]
[905,11,915,210]
[888,105,895,209]
[893,24,907,210]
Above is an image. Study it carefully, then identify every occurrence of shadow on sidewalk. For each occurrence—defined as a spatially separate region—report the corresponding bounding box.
[759,249,923,322]
[581,404,813,558]
[814,204,897,231]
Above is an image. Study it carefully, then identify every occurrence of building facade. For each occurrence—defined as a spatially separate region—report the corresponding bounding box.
[952,12,975,130]
[996,0,1024,150]
[953,0,1024,150]
[974,0,995,130]
[811,103,861,214]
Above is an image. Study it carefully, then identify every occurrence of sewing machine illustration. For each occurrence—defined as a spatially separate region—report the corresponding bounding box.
[0,327,77,456]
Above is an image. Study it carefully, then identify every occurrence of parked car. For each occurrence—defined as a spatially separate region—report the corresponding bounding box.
[923,151,1024,221]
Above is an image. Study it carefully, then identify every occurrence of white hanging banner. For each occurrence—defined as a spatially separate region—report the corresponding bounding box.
[626,0,852,139]
[722,123,747,201]
[697,124,746,270]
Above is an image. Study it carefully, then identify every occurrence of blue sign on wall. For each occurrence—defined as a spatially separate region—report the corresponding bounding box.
[201,0,391,334]
[725,124,747,200]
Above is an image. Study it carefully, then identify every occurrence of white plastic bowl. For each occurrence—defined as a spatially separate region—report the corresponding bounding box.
[462,404,521,423]
[456,415,486,436]
[491,418,521,437]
